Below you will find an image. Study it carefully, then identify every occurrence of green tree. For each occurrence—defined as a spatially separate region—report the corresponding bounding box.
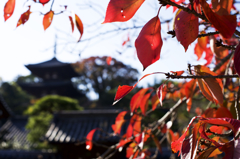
[0,82,33,115]
[25,95,83,147]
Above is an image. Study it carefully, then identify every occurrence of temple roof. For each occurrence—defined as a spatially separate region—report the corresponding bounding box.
[0,116,31,148]
[45,109,127,143]
[25,57,79,79]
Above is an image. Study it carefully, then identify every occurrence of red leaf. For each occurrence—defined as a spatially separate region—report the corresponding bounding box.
[199,0,236,39]
[40,0,50,6]
[17,6,31,27]
[106,56,112,65]
[171,116,199,155]
[211,0,233,15]
[234,43,240,77]
[194,65,223,106]
[103,0,145,23]
[116,137,132,149]
[112,111,128,134]
[86,128,97,150]
[130,88,150,113]
[215,107,233,118]
[69,16,74,33]
[114,85,134,105]
[174,5,199,51]
[140,93,151,115]
[133,116,142,136]
[4,0,15,21]
[198,31,208,50]
[185,79,197,111]
[156,84,166,106]
[151,94,159,111]
[122,34,130,46]
[43,11,54,30]
[194,43,204,60]
[135,16,163,70]
[204,47,214,66]
[75,14,84,42]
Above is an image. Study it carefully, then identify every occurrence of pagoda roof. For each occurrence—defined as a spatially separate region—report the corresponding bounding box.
[45,109,128,143]
[25,57,79,78]
[26,57,69,68]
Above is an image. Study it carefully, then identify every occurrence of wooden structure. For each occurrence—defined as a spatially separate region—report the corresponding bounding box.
[18,57,83,99]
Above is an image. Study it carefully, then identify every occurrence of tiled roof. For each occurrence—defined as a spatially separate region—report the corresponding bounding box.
[0,116,31,148]
[26,57,68,68]
[45,109,128,143]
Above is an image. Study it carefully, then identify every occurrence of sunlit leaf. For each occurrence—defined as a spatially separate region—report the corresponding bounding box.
[103,0,145,23]
[200,0,236,39]
[135,16,163,70]
[140,93,151,115]
[174,5,199,51]
[69,16,74,32]
[211,0,233,15]
[112,111,128,134]
[130,88,150,113]
[43,11,54,30]
[114,85,134,105]
[75,14,84,42]
[4,0,15,21]
[86,128,97,150]
[151,94,159,111]
[17,6,31,27]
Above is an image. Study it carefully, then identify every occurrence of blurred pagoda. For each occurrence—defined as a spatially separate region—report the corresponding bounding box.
[18,38,84,99]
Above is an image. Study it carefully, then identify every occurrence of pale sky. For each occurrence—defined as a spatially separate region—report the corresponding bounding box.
[0,0,205,87]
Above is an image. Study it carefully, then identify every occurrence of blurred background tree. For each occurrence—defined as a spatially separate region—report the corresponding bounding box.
[24,95,83,148]
[72,56,139,106]
[0,82,33,115]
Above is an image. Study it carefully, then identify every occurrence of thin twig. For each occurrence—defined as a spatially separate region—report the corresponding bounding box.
[235,79,240,120]
[165,74,239,79]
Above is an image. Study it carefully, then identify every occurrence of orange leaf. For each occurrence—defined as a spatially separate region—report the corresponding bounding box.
[4,0,15,21]
[130,88,150,113]
[211,0,233,15]
[114,85,134,105]
[135,16,163,70]
[204,47,214,66]
[75,14,84,42]
[112,120,126,135]
[198,31,208,50]
[140,93,151,115]
[133,116,142,136]
[199,0,236,39]
[86,128,97,150]
[194,43,204,60]
[17,6,31,27]
[43,11,54,30]
[69,16,74,32]
[112,111,128,134]
[40,0,50,6]
[174,6,199,51]
[215,107,233,118]
[106,56,112,65]
[151,94,159,111]
[103,0,145,23]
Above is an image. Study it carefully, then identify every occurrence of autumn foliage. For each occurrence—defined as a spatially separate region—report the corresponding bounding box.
[5,0,240,158]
